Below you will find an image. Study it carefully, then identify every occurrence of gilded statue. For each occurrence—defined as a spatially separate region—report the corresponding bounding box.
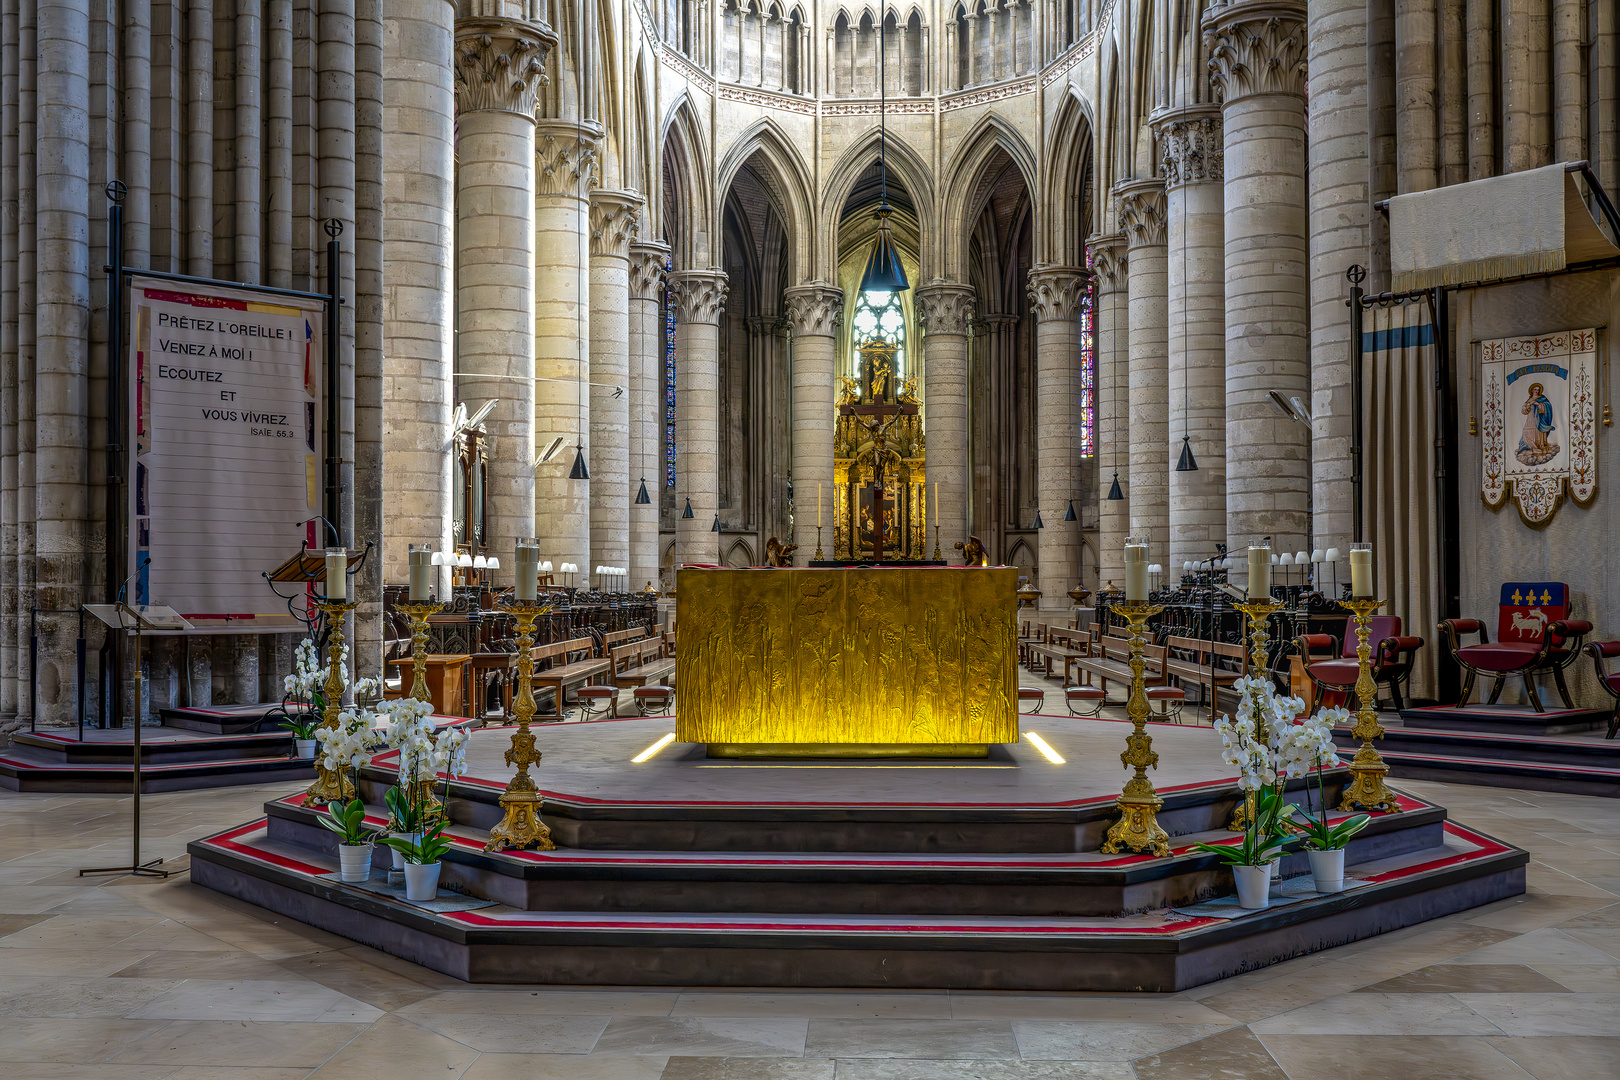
[898,377,921,405]
[764,536,799,567]
[955,535,989,567]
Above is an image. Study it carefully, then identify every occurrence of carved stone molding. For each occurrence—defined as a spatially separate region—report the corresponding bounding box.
[534,120,601,200]
[1202,1,1308,104]
[1114,178,1168,248]
[1087,233,1128,289]
[914,281,976,337]
[629,241,670,301]
[453,18,554,118]
[668,269,728,326]
[1153,105,1224,187]
[589,189,643,259]
[781,282,844,338]
[1026,266,1090,323]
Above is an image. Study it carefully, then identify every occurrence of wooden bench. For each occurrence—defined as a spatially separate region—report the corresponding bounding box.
[528,636,612,719]
[1163,636,1247,725]
[612,638,676,688]
[1072,638,1171,700]
[1025,641,1086,684]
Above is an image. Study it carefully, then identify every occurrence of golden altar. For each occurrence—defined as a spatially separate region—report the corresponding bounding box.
[674,566,1019,757]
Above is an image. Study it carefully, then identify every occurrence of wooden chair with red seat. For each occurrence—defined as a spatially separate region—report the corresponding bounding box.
[1582,642,1620,739]
[1295,616,1424,712]
[1439,582,1592,713]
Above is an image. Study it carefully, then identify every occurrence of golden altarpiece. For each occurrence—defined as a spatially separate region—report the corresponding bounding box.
[833,340,929,561]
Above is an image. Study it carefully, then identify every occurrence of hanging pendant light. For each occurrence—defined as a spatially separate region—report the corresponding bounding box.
[635,477,651,504]
[681,497,694,519]
[1063,499,1077,522]
[1106,472,1124,501]
[569,443,589,480]
[711,515,722,533]
[858,11,908,297]
[1175,435,1198,472]
[1034,510,1044,529]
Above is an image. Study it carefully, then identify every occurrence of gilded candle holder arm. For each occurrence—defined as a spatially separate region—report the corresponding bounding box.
[304,598,361,807]
[1100,601,1171,857]
[1338,597,1401,813]
[485,599,558,852]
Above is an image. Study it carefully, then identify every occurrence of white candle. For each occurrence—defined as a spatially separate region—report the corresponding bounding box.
[407,546,431,603]
[1124,537,1149,604]
[933,482,939,527]
[515,538,539,601]
[325,548,346,600]
[1247,542,1270,601]
[817,483,822,528]
[1350,544,1373,598]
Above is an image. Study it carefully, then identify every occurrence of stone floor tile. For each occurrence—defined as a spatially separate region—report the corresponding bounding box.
[0,913,55,938]
[123,977,384,1023]
[0,1065,176,1080]
[674,993,951,1019]
[2,947,157,977]
[1129,1025,1289,1080]
[1256,1034,1534,1080]
[1448,928,1620,966]
[0,974,180,1018]
[459,1055,668,1080]
[304,1014,480,1080]
[388,1011,610,1054]
[108,950,295,982]
[1358,964,1571,994]
[111,920,242,953]
[0,1017,171,1063]
[592,1017,809,1058]
[271,947,443,1011]
[1453,993,1620,1036]
[1487,1036,1620,1080]
[1528,962,1620,991]
[1009,1022,1232,1062]
[1466,895,1620,933]
[1552,902,1620,929]
[0,886,99,914]
[661,1058,837,1080]
[109,1019,368,1067]
[1246,993,1503,1036]
[829,1063,1133,1080]
[0,914,165,950]
[804,1020,1017,1060]
[165,1069,314,1080]
[1186,964,1374,1024]
[945,993,1229,1023]
[399,989,678,1016]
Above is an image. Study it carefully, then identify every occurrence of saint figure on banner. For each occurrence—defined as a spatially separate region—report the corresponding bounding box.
[1516,382,1560,466]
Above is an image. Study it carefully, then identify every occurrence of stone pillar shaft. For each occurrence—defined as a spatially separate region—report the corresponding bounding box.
[915,281,974,564]
[587,188,641,576]
[1027,266,1087,609]
[628,242,668,591]
[1116,179,1169,565]
[782,282,842,561]
[1089,235,1127,591]
[669,269,726,567]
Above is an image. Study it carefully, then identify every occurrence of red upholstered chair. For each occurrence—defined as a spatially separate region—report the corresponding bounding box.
[1439,583,1591,712]
[1295,616,1424,711]
[1583,642,1620,739]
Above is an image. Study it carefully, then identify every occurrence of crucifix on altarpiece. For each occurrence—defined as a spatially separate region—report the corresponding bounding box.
[840,393,916,563]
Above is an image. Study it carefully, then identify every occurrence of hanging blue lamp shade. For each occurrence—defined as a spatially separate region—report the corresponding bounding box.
[1175,436,1199,472]
[1063,500,1077,522]
[859,208,909,295]
[569,444,589,480]
[635,478,651,504]
[1106,472,1124,501]
[680,497,694,519]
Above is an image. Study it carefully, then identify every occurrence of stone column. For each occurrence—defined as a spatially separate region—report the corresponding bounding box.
[1089,234,1127,591]
[1026,266,1087,609]
[668,269,727,567]
[587,188,641,579]
[782,282,842,560]
[1308,0,1369,557]
[533,119,599,574]
[1155,105,1227,580]
[453,18,551,558]
[628,240,668,592]
[1205,0,1311,577]
[915,281,974,563]
[1115,178,1169,567]
[384,0,456,584]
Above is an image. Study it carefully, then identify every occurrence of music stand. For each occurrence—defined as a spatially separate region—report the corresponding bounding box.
[79,601,194,878]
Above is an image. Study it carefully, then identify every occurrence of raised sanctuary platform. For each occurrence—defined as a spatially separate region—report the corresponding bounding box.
[189,715,1527,990]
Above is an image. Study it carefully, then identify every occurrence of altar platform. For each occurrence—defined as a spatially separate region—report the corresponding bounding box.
[189,714,1527,991]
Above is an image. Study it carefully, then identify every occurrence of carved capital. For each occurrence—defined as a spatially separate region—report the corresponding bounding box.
[781,282,844,338]
[534,120,600,199]
[629,241,670,301]
[1202,1,1308,104]
[914,281,976,337]
[589,189,643,259]
[1087,233,1128,289]
[1153,105,1224,187]
[453,19,554,117]
[1026,266,1090,323]
[1114,179,1168,248]
[668,269,728,325]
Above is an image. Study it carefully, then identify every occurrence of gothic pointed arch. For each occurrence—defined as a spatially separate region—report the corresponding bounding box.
[661,95,715,268]
[819,130,937,279]
[1041,87,1096,265]
[940,115,1039,282]
[715,118,817,283]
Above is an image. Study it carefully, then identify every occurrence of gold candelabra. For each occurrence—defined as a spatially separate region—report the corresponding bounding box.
[485,599,557,852]
[1338,597,1400,813]
[814,525,825,561]
[1227,597,1284,830]
[397,601,447,703]
[932,524,942,561]
[1100,601,1171,856]
[304,598,360,807]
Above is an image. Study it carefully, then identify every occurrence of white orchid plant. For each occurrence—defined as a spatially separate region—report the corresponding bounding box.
[1288,705,1371,852]
[1193,675,1316,867]
[378,696,470,841]
[278,639,382,740]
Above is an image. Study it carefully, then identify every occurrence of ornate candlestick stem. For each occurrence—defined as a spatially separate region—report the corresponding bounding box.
[932,524,942,562]
[1100,601,1171,856]
[305,598,360,807]
[1338,597,1400,813]
[486,599,557,852]
[397,601,447,703]
[814,525,825,561]
[1227,597,1285,829]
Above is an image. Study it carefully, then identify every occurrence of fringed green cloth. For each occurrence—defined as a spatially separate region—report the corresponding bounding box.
[1390,163,1620,292]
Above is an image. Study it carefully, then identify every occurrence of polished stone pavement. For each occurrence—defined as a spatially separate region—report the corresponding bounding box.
[2,775,1618,1079]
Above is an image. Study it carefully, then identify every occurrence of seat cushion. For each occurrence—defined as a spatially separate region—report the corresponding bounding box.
[575,687,616,699]
[1456,641,1542,672]
[1307,659,1363,687]
[1145,686,1184,700]
[1341,616,1402,658]
[1066,687,1106,699]
[1017,688,1045,700]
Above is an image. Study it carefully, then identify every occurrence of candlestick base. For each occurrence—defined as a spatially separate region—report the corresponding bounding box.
[485,598,558,852]
[305,599,361,808]
[814,525,824,562]
[932,525,942,562]
[1338,597,1401,814]
[1099,601,1171,857]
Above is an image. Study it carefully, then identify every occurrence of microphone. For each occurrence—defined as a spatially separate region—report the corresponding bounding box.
[117,557,152,606]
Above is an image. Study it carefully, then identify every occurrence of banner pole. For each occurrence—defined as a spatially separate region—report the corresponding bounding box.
[324,219,344,547]
[105,181,127,728]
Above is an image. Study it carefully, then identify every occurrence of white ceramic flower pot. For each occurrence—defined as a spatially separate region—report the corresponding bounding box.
[403,860,441,902]
[1308,848,1345,894]
[294,739,317,760]
[336,842,372,883]
[1234,864,1271,909]
[390,832,419,871]
[1268,857,1284,895]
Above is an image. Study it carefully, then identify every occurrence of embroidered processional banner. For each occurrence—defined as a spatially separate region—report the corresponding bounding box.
[1480,328,1597,524]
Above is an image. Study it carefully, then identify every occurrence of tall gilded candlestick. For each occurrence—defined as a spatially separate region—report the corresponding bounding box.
[1100,600,1171,856]
[485,598,557,852]
[304,597,360,807]
[1338,596,1400,813]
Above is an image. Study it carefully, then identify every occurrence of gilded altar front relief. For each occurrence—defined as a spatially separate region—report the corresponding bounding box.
[1480,328,1598,524]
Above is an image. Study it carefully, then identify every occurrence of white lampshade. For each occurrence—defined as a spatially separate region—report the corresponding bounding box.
[1310,548,1325,562]
[1279,553,1294,566]
[540,561,552,573]
[430,551,447,566]
[1149,563,1162,574]
[1295,551,1309,565]
[456,552,473,567]
[1269,553,1279,564]
[473,555,487,569]
[1325,547,1341,562]
[485,556,500,570]
[1183,561,1192,572]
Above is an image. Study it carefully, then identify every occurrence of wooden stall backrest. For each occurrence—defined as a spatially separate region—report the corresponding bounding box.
[1497,582,1569,644]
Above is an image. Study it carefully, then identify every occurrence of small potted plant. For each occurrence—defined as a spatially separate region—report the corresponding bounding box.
[380,819,453,901]
[319,797,380,882]
[1289,706,1369,893]
[377,721,470,901]
[279,714,320,760]
[383,784,425,872]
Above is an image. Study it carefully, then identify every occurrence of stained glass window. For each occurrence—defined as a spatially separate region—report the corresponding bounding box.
[665,256,676,486]
[1079,256,1096,458]
[850,288,906,377]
